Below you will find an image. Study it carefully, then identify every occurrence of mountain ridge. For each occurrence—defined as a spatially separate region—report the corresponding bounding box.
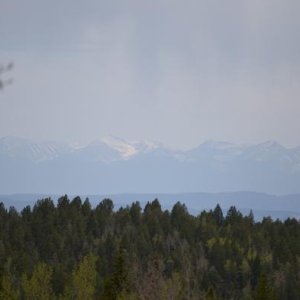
[1,135,299,163]
[1,136,300,195]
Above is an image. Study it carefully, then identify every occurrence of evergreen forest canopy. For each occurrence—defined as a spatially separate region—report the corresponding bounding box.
[0,196,300,299]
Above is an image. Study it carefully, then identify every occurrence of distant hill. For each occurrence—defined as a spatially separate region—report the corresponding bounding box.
[1,191,300,221]
[0,136,300,195]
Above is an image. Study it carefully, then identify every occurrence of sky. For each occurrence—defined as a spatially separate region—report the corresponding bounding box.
[0,0,300,150]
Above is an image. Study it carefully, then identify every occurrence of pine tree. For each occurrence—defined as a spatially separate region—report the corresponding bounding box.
[0,274,19,300]
[103,248,130,300]
[22,262,53,300]
[213,204,224,226]
[63,254,97,300]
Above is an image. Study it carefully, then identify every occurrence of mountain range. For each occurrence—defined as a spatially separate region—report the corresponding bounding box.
[0,136,300,195]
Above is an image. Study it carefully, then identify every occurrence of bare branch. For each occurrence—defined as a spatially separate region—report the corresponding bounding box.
[0,61,14,90]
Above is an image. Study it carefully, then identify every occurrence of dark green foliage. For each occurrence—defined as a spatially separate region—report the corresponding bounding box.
[256,273,276,300]
[0,198,299,299]
[21,262,53,300]
[103,248,130,300]
[213,204,224,226]
[62,254,97,300]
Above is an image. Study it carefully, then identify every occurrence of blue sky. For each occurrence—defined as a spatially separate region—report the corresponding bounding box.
[1,0,300,149]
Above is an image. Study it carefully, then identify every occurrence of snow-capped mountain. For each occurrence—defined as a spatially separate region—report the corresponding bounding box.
[0,136,300,194]
[65,136,163,163]
[70,140,122,163]
[185,140,248,162]
[0,136,161,163]
[100,136,160,159]
[0,136,72,162]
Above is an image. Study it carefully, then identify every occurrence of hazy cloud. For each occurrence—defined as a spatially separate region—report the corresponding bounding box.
[1,0,300,149]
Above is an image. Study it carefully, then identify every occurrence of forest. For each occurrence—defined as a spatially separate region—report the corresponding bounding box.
[0,196,300,299]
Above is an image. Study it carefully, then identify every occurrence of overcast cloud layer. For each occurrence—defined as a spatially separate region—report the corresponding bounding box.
[1,0,300,149]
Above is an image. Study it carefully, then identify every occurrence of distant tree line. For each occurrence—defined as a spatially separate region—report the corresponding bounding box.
[0,196,300,299]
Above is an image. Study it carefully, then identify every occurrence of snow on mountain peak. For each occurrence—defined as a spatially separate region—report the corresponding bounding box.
[0,136,71,162]
[1,136,299,168]
[256,140,285,150]
[101,136,138,159]
[101,136,160,159]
